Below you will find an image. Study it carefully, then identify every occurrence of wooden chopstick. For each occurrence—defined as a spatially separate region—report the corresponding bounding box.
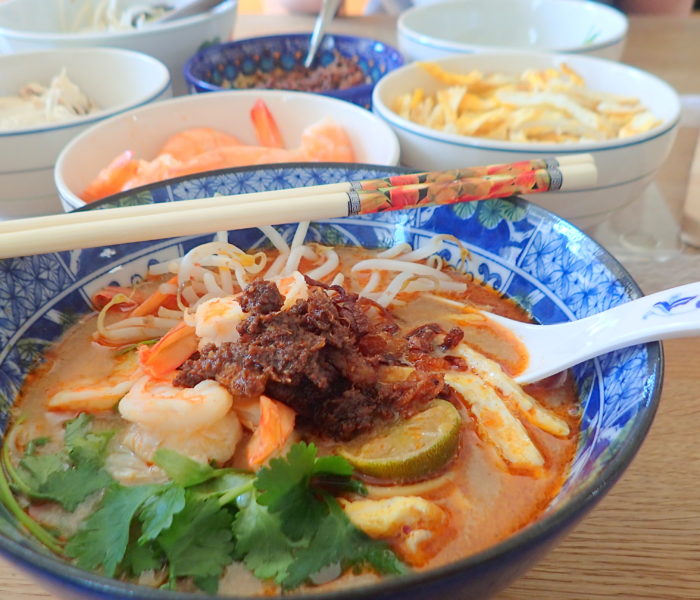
[0,160,597,259]
[0,153,593,235]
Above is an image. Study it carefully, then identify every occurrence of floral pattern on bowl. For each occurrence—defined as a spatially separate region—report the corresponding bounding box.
[183,34,405,109]
[0,163,661,600]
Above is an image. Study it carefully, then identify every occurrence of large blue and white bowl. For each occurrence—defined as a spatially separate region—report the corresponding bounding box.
[0,164,662,600]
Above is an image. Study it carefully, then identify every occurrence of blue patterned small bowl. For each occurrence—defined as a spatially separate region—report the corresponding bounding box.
[183,34,404,109]
[0,163,662,600]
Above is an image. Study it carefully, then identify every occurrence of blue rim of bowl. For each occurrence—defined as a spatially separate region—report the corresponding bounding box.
[0,162,664,600]
[0,76,171,138]
[182,33,404,99]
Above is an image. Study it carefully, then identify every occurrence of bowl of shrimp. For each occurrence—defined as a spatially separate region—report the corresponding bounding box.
[0,162,662,600]
[54,89,401,210]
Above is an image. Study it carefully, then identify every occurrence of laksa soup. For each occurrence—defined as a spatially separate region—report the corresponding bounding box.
[0,224,580,595]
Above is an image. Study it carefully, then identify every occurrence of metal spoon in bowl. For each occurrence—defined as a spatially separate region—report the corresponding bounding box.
[440,281,700,384]
[304,0,343,68]
[132,0,223,26]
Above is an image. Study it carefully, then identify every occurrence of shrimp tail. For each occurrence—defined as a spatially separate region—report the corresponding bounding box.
[139,321,198,379]
[250,99,285,148]
[131,276,178,317]
[246,395,296,469]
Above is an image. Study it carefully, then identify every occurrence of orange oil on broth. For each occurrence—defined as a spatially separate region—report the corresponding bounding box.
[6,246,580,592]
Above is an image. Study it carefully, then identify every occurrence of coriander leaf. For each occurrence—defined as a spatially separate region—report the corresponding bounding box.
[64,414,114,468]
[19,453,65,491]
[313,455,354,477]
[38,463,113,511]
[193,471,255,506]
[153,448,216,487]
[138,484,186,543]
[25,437,50,455]
[255,442,357,541]
[156,494,234,583]
[65,484,157,577]
[194,574,219,595]
[255,442,318,509]
[232,495,294,583]
[282,494,405,589]
[123,538,163,576]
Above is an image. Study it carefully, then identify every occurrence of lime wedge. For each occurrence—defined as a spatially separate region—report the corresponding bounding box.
[338,400,462,481]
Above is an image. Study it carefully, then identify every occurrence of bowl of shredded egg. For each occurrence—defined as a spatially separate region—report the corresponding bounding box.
[0,163,662,600]
[371,51,681,230]
[0,46,171,219]
[397,0,628,62]
[0,0,237,95]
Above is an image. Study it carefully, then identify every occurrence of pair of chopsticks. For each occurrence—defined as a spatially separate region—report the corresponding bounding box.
[0,154,597,259]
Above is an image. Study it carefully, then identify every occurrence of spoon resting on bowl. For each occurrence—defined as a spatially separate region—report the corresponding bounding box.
[439,281,700,384]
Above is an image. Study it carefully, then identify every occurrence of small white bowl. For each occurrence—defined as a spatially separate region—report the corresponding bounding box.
[371,52,681,229]
[398,0,628,62]
[0,47,171,219]
[0,0,237,95]
[55,89,401,211]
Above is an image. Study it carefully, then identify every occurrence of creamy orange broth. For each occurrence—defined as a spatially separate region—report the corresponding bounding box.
[6,246,579,594]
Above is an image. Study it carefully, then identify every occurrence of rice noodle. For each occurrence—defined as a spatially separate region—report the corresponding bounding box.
[359,271,381,297]
[377,243,412,258]
[157,307,183,319]
[203,271,226,297]
[374,272,416,307]
[258,225,289,254]
[351,259,452,281]
[403,278,437,293]
[397,235,452,262]
[305,248,339,281]
[282,245,316,277]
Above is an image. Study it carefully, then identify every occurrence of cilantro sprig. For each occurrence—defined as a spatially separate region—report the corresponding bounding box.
[1,425,408,594]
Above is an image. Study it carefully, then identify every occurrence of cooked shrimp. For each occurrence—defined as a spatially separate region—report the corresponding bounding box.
[47,351,142,413]
[298,116,355,162]
[121,154,182,191]
[169,145,299,178]
[81,150,139,202]
[158,127,242,161]
[250,99,284,148]
[118,374,242,465]
[194,296,246,348]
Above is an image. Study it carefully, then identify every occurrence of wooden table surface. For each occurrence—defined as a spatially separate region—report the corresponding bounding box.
[2,13,700,600]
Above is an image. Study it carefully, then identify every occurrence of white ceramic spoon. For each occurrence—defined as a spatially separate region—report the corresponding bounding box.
[481,281,700,384]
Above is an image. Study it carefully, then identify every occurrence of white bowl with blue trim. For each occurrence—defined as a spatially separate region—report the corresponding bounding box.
[371,51,681,229]
[0,0,237,95]
[397,0,628,62]
[0,47,171,220]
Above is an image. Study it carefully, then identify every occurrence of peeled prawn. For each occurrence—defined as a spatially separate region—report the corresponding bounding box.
[118,374,242,465]
[47,352,142,413]
[298,116,355,162]
[194,296,246,348]
[158,127,242,161]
